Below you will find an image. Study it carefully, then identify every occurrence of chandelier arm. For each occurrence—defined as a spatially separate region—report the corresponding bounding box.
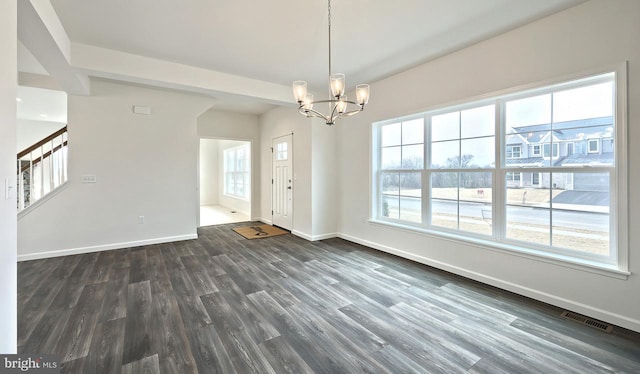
[341,108,364,117]
[298,106,331,123]
[330,101,340,121]
[307,99,357,105]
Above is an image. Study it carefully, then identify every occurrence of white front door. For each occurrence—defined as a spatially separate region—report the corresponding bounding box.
[272,134,293,230]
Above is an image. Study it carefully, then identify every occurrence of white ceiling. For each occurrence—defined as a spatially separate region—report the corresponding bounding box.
[39,0,584,113]
[17,86,68,123]
[17,40,49,76]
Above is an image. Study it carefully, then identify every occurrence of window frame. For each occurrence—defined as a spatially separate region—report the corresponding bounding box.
[532,145,541,156]
[542,143,559,158]
[223,144,251,200]
[506,145,521,159]
[371,65,629,277]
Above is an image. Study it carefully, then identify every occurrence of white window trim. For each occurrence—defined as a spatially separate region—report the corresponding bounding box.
[506,145,521,159]
[371,63,629,276]
[567,142,574,155]
[542,143,560,158]
[588,138,600,153]
[506,172,521,181]
[223,144,251,200]
[532,145,541,156]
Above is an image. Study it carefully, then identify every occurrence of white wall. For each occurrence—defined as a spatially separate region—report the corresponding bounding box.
[199,138,219,205]
[0,0,17,353]
[217,140,251,215]
[311,120,338,238]
[18,79,214,258]
[337,0,640,332]
[17,119,65,152]
[198,109,260,219]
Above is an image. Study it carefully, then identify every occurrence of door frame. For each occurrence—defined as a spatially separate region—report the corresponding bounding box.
[197,136,253,228]
[271,133,294,230]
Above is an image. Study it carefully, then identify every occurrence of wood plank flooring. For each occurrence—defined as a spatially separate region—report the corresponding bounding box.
[17,222,640,373]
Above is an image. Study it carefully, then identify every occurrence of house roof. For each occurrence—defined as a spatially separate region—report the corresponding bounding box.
[559,152,614,166]
[507,116,613,143]
[505,157,546,166]
[505,152,614,167]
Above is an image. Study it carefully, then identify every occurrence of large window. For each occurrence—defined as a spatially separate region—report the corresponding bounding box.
[373,71,626,270]
[224,145,250,199]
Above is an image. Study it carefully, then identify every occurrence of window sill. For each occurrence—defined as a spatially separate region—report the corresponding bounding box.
[368,219,630,280]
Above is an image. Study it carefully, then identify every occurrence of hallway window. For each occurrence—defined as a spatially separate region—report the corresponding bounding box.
[224,144,250,199]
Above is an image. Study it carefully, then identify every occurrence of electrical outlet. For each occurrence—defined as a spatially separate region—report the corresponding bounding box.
[361,216,366,223]
[138,216,145,224]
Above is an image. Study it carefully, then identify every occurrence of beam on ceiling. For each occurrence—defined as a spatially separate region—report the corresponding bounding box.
[17,0,90,95]
[71,43,293,106]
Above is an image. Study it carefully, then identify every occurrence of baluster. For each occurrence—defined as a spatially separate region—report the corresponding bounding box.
[39,145,44,200]
[49,139,54,191]
[29,151,34,206]
[17,160,23,210]
[57,135,62,185]
[64,132,68,182]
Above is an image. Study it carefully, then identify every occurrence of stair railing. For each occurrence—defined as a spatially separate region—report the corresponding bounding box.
[17,126,68,211]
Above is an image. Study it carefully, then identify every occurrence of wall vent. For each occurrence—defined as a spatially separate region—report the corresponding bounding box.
[561,311,613,333]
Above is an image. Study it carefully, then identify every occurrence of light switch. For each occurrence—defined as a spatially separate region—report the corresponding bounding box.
[5,179,13,200]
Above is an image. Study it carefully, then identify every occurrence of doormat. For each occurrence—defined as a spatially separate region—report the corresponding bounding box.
[233,224,289,239]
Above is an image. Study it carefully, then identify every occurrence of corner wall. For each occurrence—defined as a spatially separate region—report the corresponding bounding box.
[18,80,214,259]
[0,0,17,353]
[337,0,640,332]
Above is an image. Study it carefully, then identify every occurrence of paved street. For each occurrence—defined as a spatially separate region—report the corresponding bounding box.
[393,198,608,232]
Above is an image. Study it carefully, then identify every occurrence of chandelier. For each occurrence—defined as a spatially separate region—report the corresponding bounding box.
[292,0,370,125]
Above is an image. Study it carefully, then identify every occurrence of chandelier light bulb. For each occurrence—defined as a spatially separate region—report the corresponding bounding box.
[356,84,370,106]
[329,73,346,98]
[336,96,348,113]
[303,94,314,112]
[293,81,308,103]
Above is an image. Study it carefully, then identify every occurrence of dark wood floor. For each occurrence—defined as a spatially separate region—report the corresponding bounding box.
[18,223,640,373]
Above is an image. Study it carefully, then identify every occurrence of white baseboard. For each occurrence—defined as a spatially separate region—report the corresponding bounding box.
[311,232,337,241]
[17,234,198,262]
[337,232,640,333]
[292,230,337,241]
[256,217,272,225]
[291,230,311,240]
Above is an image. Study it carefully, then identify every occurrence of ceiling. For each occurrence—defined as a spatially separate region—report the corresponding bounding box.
[17,86,67,123]
[27,0,585,114]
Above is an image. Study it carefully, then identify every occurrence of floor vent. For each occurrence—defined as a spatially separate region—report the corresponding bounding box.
[230,211,237,214]
[561,311,613,333]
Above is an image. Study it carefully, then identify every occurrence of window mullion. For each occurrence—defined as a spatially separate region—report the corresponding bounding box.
[423,115,430,227]
[495,99,505,240]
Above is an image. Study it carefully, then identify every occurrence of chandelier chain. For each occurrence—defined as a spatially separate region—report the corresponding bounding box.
[328,0,332,77]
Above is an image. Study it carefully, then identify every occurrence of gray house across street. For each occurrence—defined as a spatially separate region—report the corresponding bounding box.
[505,115,613,195]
